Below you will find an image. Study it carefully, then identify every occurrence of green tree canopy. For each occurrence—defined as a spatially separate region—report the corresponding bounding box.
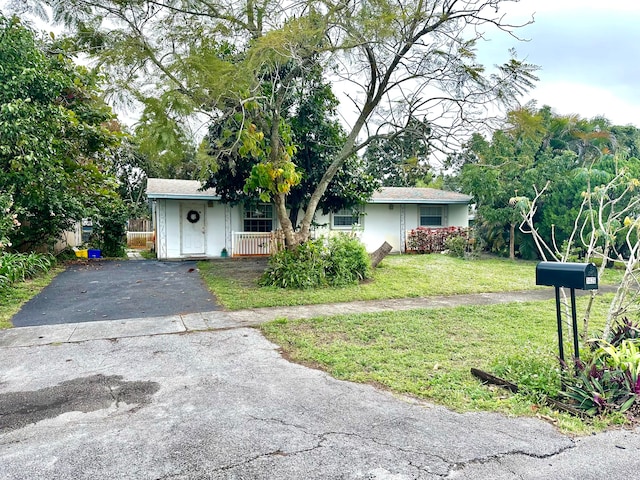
[203,66,378,225]
[455,104,640,259]
[0,15,122,250]
[363,118,433,187]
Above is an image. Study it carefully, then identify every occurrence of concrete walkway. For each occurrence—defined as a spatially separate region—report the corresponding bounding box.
[0,288,601,348]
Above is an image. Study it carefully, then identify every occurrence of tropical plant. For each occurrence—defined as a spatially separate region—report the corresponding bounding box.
[260,238,328,289]
[0,252,56,291]
[261,234,371,289]
[608,317,640,347]
[325,234,371,286]
[562,338,640,416]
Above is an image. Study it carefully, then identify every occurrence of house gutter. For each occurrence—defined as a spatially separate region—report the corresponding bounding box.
[367,199,471,205]
[146,194,221,201]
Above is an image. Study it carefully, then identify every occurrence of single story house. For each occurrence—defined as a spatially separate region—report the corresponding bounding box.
[146,178,472,260]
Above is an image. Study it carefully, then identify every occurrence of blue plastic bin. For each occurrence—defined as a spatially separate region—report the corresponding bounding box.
[88,249,101,258]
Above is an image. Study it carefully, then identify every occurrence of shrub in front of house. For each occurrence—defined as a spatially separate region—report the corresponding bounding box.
[261,235,371,289]
[444,235,469,258]
[407,226,471,254]
[326,234,372,286]
[260,238,328,289]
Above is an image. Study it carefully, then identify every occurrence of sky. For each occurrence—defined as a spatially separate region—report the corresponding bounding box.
[476,0,640,127]
[6,0,638,130]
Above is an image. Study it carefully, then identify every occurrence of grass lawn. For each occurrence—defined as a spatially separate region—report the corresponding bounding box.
[0,267,63,329]
[199,254,624,310]
[261,293,623,434]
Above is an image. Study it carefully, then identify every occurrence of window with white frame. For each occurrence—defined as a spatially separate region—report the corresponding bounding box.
[244,204,273,232]
[419,205,445,227]
[331,207,364,229]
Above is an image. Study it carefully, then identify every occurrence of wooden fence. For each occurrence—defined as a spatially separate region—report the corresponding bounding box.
[127,218,151,232]
[126,231,154,248]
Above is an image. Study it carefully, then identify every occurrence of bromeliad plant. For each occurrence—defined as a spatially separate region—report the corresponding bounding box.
[562,319,640,417]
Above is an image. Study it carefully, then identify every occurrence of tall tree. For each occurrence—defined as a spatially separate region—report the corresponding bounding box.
[204,66,378,225]
[363,118,433,187]
[0,15,121,250]
[19,0,538,247]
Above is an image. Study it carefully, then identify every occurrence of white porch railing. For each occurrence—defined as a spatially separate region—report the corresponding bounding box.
[127,231,154,248]
[232,231,283,256]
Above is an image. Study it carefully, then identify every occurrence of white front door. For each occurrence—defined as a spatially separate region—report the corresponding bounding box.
[181,202,206,256]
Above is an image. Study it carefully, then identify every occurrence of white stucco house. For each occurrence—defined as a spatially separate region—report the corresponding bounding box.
[146,178,472,260]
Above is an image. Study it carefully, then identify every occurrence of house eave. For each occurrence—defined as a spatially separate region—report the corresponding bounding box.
[367,199,471,205]
[147,193,221,201]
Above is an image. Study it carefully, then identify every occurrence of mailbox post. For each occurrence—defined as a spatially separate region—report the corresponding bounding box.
[535,262,598,368]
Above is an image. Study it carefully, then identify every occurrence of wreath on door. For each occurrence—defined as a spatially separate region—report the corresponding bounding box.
[186,210,200,223]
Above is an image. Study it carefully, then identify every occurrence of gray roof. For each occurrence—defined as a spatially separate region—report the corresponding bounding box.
[146,179,471,205]
[146,178,219,200]
[369,187,472,204]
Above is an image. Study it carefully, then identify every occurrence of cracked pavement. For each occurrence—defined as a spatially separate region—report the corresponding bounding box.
[2,328,640,479]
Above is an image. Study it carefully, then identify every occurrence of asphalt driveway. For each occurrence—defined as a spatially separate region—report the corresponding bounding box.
[11,260,219,327]
[2,327,640,479]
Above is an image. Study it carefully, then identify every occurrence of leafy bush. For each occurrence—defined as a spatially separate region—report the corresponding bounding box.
[260,239,327,289]
[0,252,55,291]
[407,227,471,254]
[90,199,128,257]
[444,235,468,258]
[326,234,372,286]
[261,235,371,289]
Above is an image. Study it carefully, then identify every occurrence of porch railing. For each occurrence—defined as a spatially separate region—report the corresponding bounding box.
[232,231,284,256]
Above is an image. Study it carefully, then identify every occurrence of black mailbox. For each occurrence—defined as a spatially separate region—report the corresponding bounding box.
[536,261,598,290]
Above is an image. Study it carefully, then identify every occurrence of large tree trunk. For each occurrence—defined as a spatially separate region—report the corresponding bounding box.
[274,193,297,248]
[370,241,392,268]
[295,103,375,244]
[288,205,300,230]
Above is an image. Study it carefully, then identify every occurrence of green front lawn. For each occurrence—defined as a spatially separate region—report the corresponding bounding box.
[200,254,623,310]
[261,293,621,434]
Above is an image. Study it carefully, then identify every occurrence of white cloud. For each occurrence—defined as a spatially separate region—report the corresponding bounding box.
[475,0,640,127]
[527,82,640,126]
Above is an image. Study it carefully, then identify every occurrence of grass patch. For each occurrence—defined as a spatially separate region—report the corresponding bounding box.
[200,254,624,310]
[260,294,620,434]
[0,266,63,329]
